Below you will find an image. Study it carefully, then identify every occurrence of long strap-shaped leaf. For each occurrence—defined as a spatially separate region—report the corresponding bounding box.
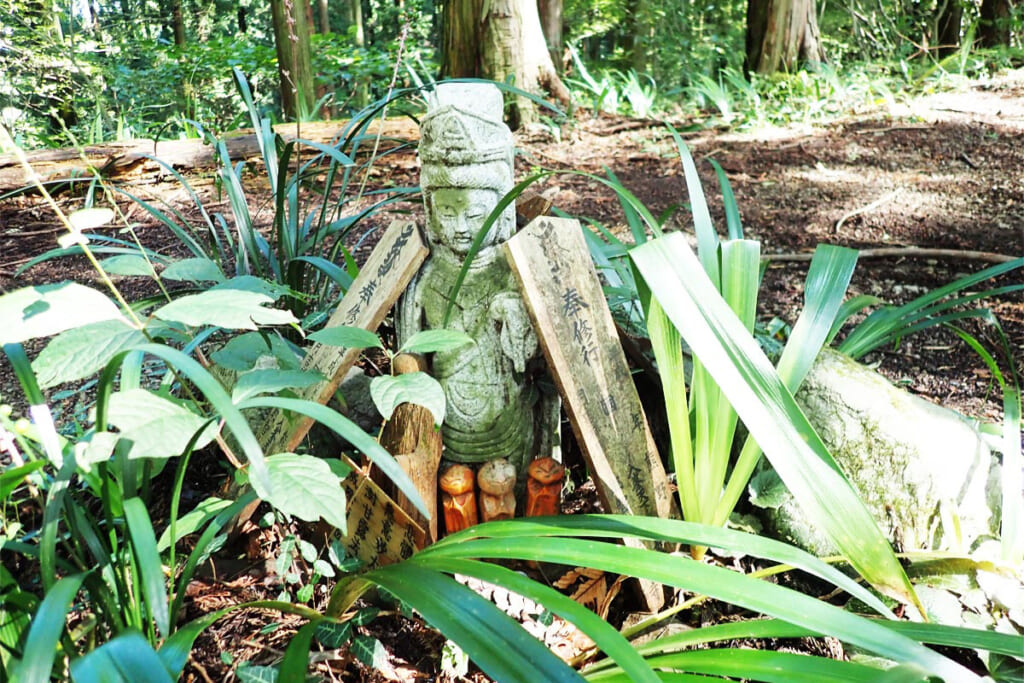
[420,536,973,680]
[341,563,585,682]
[14,573,85,683]
[629,233,923,613]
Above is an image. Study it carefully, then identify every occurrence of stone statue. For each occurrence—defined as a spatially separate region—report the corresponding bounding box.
[398,83,557,502]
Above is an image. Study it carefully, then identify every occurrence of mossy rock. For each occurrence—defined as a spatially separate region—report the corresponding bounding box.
[757,348,1001,556]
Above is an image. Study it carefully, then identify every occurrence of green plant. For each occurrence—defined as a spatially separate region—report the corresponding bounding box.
[19,68,421,327]
[0,134,431,674]
[322,515,1013,681]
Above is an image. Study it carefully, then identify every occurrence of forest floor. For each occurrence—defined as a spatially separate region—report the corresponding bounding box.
[1,68,1022,680]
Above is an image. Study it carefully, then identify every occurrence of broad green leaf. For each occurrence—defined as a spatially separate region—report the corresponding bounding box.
[261,453,347,530]
[430,515,892,616]
[106,388,218,459]
[231,369,324,403]
[72,430,119,472]
[236,664,278,683]
[398,329,474,355]
[0,283,124,344]
[335,563,584,682]
[68,207,114,231]
[124,497,170,637]
[32,318,147,388]
[69,631,175,683]
[630,233,921,610]
[211,276,293,299]
[315,621,352,648]
[210,332,300,372]
[370,372,446,425]
[308,325,383,350]
[777,245,859,386]
[670,128,719,285]
[100,254,157,277]
[14,573,85,682]
[157,497,234,552]
[747,469,788,509]
[162,258,226,283]
[155,290,297,330]
[351,634,388,669]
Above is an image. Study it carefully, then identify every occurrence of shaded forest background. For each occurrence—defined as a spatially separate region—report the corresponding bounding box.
[1,0,1021,151]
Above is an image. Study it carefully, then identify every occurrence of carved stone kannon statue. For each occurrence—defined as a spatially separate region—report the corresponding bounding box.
[398,83,557,495]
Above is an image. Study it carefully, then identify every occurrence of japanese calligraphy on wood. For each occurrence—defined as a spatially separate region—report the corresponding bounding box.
[341,470,426,567]
[505,217,677,609]
[255,220,428,456]
[505,216,676,521]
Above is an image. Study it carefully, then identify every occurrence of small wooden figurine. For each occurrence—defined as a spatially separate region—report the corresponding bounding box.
[525,457,565,517]
[439,463,478,533]
[477,458,517,522]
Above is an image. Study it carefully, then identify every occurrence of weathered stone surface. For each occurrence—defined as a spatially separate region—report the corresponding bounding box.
[758,348,1001,555]
[397,82,557,478]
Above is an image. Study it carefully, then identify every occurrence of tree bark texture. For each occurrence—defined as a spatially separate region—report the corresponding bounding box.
[978,0,1012,47]
[270,0,316,119]
[318,0,331,33]
[538,0,564,70]
[169,0,186,46]
[442,0,569,127]
[745,0,823,74]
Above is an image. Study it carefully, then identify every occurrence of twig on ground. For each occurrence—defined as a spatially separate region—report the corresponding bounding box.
[959,152,980,169]
[764,247,1018,264]
[834,188,903,233]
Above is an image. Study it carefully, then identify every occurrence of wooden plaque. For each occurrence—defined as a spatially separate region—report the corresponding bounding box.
[341,471,426,567]
[504,217,677,522]
[505,217,677,611]
[256,220,428,455]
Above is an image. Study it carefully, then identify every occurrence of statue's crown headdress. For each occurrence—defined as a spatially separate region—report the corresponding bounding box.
[419,104,513,167]
[419,83,513,169]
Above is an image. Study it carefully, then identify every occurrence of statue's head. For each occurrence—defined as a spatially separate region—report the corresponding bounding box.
[419,84,515,257]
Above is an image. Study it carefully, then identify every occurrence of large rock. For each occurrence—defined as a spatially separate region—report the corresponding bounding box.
[756,348,1001,556]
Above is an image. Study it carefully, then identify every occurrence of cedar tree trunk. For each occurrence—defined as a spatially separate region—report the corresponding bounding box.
[746,0,824,74]
[443,0,570,127]
[538,0,564,71]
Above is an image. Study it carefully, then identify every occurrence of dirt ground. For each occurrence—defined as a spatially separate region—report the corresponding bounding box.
[1,69,1022,680]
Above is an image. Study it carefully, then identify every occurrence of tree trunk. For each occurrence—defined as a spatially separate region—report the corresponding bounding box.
[270,0,316,119]
[318,0,331,33]
[624,0,651,72]
[936,0,962,57]
[745,0,823,75]
[170,0,186,47]
[978,0,1012,47]
[537,0,563,71]
[443,0,569,127]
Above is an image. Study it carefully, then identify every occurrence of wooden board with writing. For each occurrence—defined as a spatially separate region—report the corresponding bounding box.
[341,470,426,567]
[255,220,428,456]
[505,216,676,522]
[505,217,677,610]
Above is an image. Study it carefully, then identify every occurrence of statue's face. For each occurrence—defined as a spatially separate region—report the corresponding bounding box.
[430,188,500,255]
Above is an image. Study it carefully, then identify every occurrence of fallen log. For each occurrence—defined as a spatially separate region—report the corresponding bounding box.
[0,119,419,193]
